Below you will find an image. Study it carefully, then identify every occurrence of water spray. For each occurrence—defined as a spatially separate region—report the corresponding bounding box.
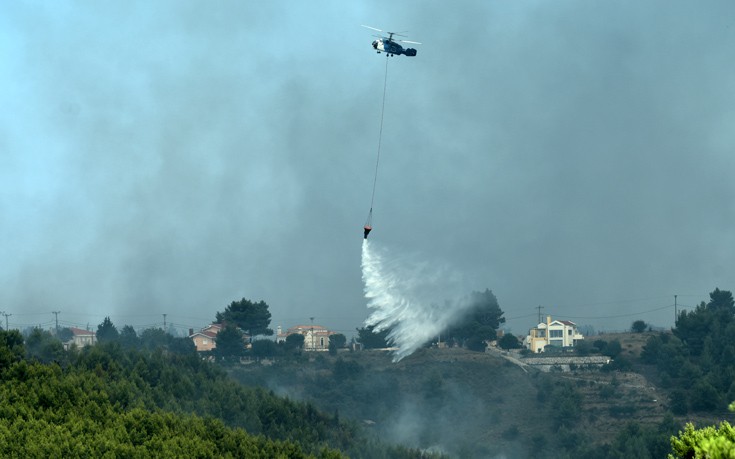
[361,240,476,362]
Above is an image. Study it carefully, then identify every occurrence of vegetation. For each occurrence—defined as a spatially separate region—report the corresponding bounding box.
[631,320,648,333]
[13,286,735,457]
[641,288,735,415]
[1,322,436,459]
[355,324,390,349]
[328,333,347,355]
[444,289,505,349]
[497,333,521,350]
[216,298,274,338]
[285,333,306,351]
[669,421,735,458]
[215,323,245,360]
[96,316,119,343]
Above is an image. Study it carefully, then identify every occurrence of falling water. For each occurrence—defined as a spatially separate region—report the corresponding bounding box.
[361,239,476,362]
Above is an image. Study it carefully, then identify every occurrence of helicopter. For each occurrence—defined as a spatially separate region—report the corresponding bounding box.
[362,25,421,57]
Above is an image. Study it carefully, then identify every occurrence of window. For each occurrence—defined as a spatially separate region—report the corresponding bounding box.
[568,329,572,335]
[203,339,208,345]
[550,329,563,338]
[536,329,546,338]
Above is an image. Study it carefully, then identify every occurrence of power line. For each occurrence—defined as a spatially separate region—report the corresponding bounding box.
[548,303,674,320]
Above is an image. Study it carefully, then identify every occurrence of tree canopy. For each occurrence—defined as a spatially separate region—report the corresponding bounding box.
[356,325,390,349]
[96,316,119,343]
[216,298,273,337]
[642,288,735,414]
[329,334,347,355]
[631,320,648,333]
[497,333,521,350]
[0,325,434,458]
[214,323,245,360]
[446,289,505,346]
[285,333,305,350]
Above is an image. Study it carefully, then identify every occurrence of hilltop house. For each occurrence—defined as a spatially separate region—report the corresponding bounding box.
[276,324,337,351]
[63,327,97,350]
[188,323,253,353]
[188,323,222,352]
[524,316,584,353]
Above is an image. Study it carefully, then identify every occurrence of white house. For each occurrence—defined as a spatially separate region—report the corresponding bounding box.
[64,327,97,350]
[524,316,584,353]
[277,324,337,351]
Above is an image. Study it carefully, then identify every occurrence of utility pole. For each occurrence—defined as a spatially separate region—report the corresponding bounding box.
[536,305,544,324]
[162,313,167,331]
[674,294,678,324]
[3,313,10,330]
[310,317,315,351]
[52,311,61,334]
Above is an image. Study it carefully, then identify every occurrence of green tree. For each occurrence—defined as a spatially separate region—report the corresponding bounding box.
[670,421,735,458]
[251,339,277,358]
[328,333,347,355]
[140,328,168,350]
[498,333,521,350]
[25,328,65,364]
[118,325,139,349]
[632,320,648,333]
[96,317,119,343]
[57,327,74,343]
[216,298,273,338]
[447,289,505,346]
[356,325,390,349]
[465,336,487,352]
[285,333,305,351]
[215,324,244,360]
[0,329,25,369]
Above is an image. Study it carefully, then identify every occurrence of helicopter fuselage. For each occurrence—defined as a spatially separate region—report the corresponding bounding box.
[372,39,417,57]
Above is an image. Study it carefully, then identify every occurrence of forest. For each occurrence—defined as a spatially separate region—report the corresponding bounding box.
[0,326,435,458]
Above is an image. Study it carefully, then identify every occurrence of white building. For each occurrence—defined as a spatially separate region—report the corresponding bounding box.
[524,316,584,353]
[276,324,337,351]
[63,327,97,350]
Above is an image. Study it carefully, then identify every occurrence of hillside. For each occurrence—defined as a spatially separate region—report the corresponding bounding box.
[2,330,436,459]
[229,332,734,458]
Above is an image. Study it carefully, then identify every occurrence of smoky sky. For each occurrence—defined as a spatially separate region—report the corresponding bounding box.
[2,1,735,336]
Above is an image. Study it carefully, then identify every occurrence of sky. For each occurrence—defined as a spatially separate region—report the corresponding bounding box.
[2,1,735,338]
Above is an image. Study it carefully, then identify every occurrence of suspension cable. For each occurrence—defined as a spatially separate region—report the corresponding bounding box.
[366,56,389,227]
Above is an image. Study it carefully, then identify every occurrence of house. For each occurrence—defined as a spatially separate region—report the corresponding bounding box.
[189,323,252,353]
[524,316,584,353]
[64,327,97,350]
[189,323,222,352]
[276,324,337,351]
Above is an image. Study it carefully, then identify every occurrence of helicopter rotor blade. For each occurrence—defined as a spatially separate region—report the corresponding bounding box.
[400,40,422,45]
[361,25,383,32]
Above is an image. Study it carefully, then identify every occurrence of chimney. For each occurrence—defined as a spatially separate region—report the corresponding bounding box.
[188,328,194,337]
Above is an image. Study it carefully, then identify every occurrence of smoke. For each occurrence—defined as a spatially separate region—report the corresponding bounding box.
[361,240,475,361]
